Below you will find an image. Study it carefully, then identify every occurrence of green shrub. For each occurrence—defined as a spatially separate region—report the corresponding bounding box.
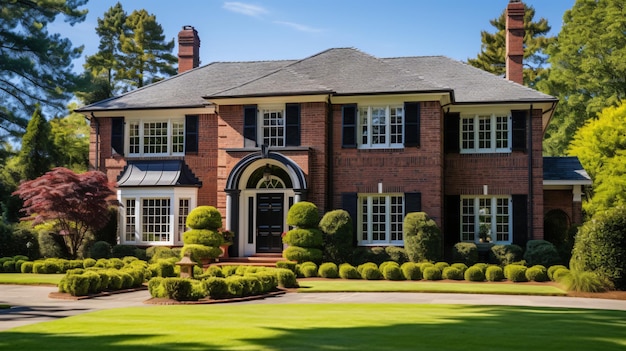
[82,271,102,294]
[2,260,16,273]
[286,201,319,228]
[283,228,323,248]
[111,245,140,259]
[451,263,468,275]
[571,206,626,290]
[423,266,442,281]
[434,262,449,271]
[548,265,568,281]
[189,280,207,300]
[485,266,504,282]
[220,265,238,277]
[83,258,96,268]
[505,265,528,282]
[385,246,408,264]
[255,271,278,292]
[339,263,361,279]
[298,263,318,278]
[489,244,523,265]
[525,265,549,282]
[357,262,378,275]
[241,276,262,296]
[275,260,297,272]
[442,267,463,280]
[524,240,561,267]
[319,209,354,264]
[382,264,404,281]
[68,260,83,269]
[89,241,112,259]
[360,266,383,280]
[275,268,298,288]
[147,247,178,263]
[452,242,478,266]
[318,262,339,278]
[418,262,435,274]
[472,263,489,273]
[95,270,110,291]
[553,267,570,281]
[204,266,225,278]
[20,261,33,273]
[559,270,613,293]
[204,277,229,299]
[150,260,176,278]
[106,258,125,270]
[186,206,222,230]
[148,277,164,297]
[181,244,221,263]
[464,266,485,282]
[14,260,26,273]
[283,246,323,263]
[225,276,244,297]
[106,271,123,290]
[183,229,223,247]
[64,274,90,296]
[161,278,193,301]
[118,271,134,289]
[378,261,400,272]
[400,262,422,280]
[403,212,442,262]
[350,247,390,266]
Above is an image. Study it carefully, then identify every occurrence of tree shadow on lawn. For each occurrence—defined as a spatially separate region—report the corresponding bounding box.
[0,305,624,351]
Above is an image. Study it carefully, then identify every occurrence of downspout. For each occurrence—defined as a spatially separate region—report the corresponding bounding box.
[528,104,533,242]
[326,94,334,212]
[91,112,100,171]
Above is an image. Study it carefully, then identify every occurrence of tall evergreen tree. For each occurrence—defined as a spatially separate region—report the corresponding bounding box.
[467,3,554,89]
[18,105,56,181]
[541,0,626,156]
[0,0,87,140]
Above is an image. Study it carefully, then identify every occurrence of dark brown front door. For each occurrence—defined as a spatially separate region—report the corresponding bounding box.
[256,193,284,253]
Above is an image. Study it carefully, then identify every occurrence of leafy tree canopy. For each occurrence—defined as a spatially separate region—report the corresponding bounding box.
[0,0,87,140]
[50,102,90,172]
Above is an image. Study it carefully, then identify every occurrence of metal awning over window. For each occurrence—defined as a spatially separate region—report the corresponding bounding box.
[117,160,202,187]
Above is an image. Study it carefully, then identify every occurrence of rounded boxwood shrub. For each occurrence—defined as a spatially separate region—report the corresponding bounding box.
[379,261,400,272]
[434,262,449,271]
[505,265,528,282]
[2,260,15,273]
[149,260,176,278]
[418,262,435,274]
[361,266,383,280]
[485,266,504,282]
[318,262,339,278]
[357,262,378,275]
[464,266,485,282]
[186,206,222,230]
[204,266,225,278]
[490,244,524,266]
[183,229,223,247]
[451,263,468,275]
[275,268,298,288]
[89,241,112,259]
[65,274,90,296]
[83,271,102,294]
[83,258,96,268]
[283,228,323,248]
[241,276,262,296]
[319,209,354,264]
[423,266,442,281]
[253,271,278,292]
[190,280,208,300]
[20,261,33,273]
[162,277,193,301]
[525,265,549,282]
[442,266,463,280]
[204,276,228,299]
[401,262,422,280]
[548,265,568,281]
[286,201,319,228]
[382,264,404,281]
[452,242,478,265]
[553,267,570,281]
[339,263,361,279]
[276,260,297,272]
[299,263,318,278]
[283,246,323,263]
[106,271,123,290]
[473,263,489,273]
[403,212,442,262]
[181,244,222,263]
[148,277,164,297]
[524,240,561,267]
[385,246,408,264]
[119,271,134,289]
[225,276,244,297]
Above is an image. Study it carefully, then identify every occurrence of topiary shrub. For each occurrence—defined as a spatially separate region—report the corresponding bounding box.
[504,265,528,282]
[423,266,442,281]
[403,212,442,262]
[401,262,422,280]
[161,277,193,301]
[319,209,353,264]
[275,268,298,288]
[181,244,222,264]
[283,246,323,264]
[525,265,549,282]
[183,229,223,247]
[464,266,485,282]
[283,229,324,248]
[89,241,112,259]
[489,244,524,265]
[452,242,478,266]
[147,247,178,263]
[204,277,229,299]
[524,240,561,267]
[287,201,319,228]
[570,206,626,290]
[382,264,404,281]
[318,262,339,278]
[442,266,463,280]
[186,206,222,230]
[361,265,383,280]
[485,266,504,282]
[548,265,568,281]
[339,263,361,279]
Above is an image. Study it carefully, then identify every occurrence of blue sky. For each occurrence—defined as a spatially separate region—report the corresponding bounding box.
[51,1,576,73]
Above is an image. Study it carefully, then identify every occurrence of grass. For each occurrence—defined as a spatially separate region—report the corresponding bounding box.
[298,279,568,296]
[0,273,64,286]
[1,304,625,350]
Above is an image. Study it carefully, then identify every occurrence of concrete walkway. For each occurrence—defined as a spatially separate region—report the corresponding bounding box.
[1,284,625,332]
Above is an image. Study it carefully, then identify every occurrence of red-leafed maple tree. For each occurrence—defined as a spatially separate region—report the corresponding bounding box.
[13,167,119,258]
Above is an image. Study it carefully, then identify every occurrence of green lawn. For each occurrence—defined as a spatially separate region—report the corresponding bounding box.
[1,304,625,350]
[298,279,568,296]
[0,273,64,286]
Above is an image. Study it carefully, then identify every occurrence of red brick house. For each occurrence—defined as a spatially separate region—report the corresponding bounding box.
[78,1,589,257]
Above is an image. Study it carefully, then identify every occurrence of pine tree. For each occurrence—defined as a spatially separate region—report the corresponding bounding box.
[18,105,56,181]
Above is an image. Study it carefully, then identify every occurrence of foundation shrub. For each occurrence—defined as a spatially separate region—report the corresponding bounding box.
[490,244,524,265]
[434,262,449,271]
[525,265,549,282]
[204,277,229,299]
[283,228,323,248]
[548,265,568,281]
[185,206,222,230]
[401,262,422,280]
[350,247,389,266]
[339,263,361,279]
[485,266,504,282]
[286,201,319,228]
[65,274,90,296]
[275,260,297,272]
[106,271,123,290]
[283,246,323,264]
[382,264,404,281]
[275,268,298,288]
[385,246,408,264]
[182,229,223,247]
[404,212,442,262]
[89,241,112,259]
[417,262,435,274]
[505,265,528,282]
[452,242,478,265]
[442,266,463,280]
[378,261,400,272]
[20,261,33,273]
[161,277,193,301]
[148,277,164,297]
[473,263,489,273]
[464,266,485,282]
[423,266,442,281]
[318,262,339,278]
[2,260,15,273]
[357,262,378,275]
[298,263,318,278]
[451,263,468,275]
[361,265,383,280]
[83,258,96,268]
[225,276,244,297]
[319,209,354,264]
[524,240,561,267]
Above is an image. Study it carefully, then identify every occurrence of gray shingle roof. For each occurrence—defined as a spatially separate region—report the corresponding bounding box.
[78,48,555,112]
[543,157,592,184]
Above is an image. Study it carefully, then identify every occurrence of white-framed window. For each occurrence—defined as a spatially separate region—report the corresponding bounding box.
[119,188,197,245]
[260,107,285,147]
[460,114,511,153]
[359,106,404,149]
[358,194,404,245]
[461,196,512,244]
[127,118,185,156]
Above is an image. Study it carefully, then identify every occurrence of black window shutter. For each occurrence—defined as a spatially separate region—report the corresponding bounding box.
[444,195,461,249]
[404,102,420,147]
[111,117,124,156]
[342,104,357,148]
[285,103,301,146]
[243,105,257,147]
[512,195,528,248]
[404,192,422,214]
[185,115,198,154]
[444,112,460,153]
[511,110,527,152]
[341,192,358,246]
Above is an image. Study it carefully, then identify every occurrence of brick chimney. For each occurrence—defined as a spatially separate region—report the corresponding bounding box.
[178,25,200,74]
[506,0,525,84]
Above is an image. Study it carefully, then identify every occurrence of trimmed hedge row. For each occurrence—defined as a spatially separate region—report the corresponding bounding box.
[58,265,150,296]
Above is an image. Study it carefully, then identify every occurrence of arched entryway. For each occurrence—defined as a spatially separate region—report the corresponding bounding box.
[224,151,307,257]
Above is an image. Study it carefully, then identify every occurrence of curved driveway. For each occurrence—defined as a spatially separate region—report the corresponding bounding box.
[1,284,626,331]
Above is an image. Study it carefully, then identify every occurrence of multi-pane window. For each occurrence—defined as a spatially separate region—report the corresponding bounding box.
[461,196,512,244]
[177,198,190,242]
[359,106,404,148]
[127,119,185,156]
[461,114,510,153]
[141,198,171,242]
[359,194,404,245]
[261,108,284,147]
[125,199,137,242]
